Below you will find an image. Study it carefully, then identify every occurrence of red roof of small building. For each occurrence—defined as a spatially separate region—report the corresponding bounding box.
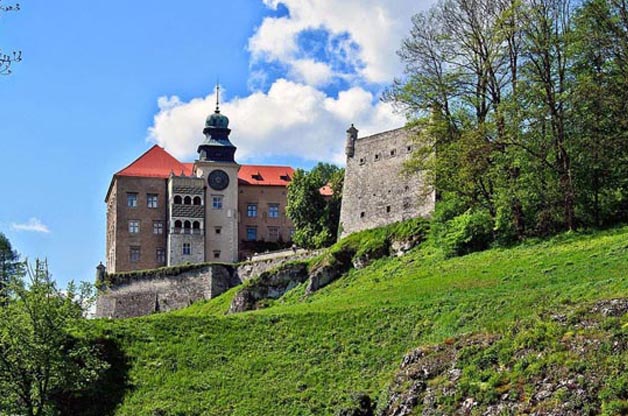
[319,184,333,197]
[115,145,193,178]
[238,165,294,186]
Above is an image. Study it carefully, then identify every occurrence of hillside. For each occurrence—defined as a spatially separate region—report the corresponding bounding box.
[82,225,628,415]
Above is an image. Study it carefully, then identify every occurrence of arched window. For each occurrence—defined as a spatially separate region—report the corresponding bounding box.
[193,221,201,235]
[184,196,192,205]
[174,220,182,233]
[193,196,202,206]
[183,220,191,234]
[174,195,182,204]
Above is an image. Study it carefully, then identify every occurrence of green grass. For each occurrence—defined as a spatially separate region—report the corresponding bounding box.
[87,225,628,415]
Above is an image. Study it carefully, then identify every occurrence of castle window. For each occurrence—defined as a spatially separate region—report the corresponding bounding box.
[153,220,164,235]
[405,185,409,191]
[174,220,182,233]
[193,221,201,235]
[268,203,280,218]
[213,250,221,259]
[184,196,192,205]
[128,220,140,234]
[268,226,279,241]
[407,145,412,152]
[360,212,365,218]
[212,196,223,209]
[193,196,202,206]
[127,193,138,208]
[246,226,257,241]
[183,221,191,234]
[156,248,165,264]
[129,246,140,262]
[174,195,182,204]
[182,243,191,256]
[359,158,365,165]
[374,154,380,161]
[147,194,158,208]
[247,203,257,218]
[390,149,396,156]
[386,206,391,213]
[215,227,222,235]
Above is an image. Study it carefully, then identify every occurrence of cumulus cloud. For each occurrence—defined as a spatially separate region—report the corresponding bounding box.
[147,0,435,164]
[250,0,434,84]
[11,218,51,233]
[148,79,404,164]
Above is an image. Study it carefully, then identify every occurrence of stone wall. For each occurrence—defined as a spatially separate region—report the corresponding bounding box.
[95,264,239,319]
[339,127,435,237]
[95,248,321,319]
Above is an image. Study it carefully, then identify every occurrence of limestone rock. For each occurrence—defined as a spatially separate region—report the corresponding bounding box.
[229,262,308,313]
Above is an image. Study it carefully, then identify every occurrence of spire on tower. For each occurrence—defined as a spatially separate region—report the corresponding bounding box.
[215,79,220,113]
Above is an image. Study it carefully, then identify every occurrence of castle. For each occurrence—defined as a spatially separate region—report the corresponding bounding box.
[104,99,434,275]
[98,102,435,317]
[105,100,298,273]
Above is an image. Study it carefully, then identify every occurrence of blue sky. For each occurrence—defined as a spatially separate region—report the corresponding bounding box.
[0,0,433,287]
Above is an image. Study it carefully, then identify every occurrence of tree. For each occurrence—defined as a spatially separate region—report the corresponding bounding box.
[1,1,22,75]
[0,259,107,416]
[286,163,344,249]
[0,232,21,302]
[388,0,628,241]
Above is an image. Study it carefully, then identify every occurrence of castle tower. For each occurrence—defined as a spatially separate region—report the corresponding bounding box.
[193,87,240,263]
[345,124,358,158]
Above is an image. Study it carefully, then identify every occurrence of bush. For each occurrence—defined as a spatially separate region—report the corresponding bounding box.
[438,209,495,257]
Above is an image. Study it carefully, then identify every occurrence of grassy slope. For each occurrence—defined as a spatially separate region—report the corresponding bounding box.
[92,226,628,415]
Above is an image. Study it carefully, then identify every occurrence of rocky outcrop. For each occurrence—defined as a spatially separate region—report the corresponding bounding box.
[380,299,628,416]
[229,262,309,313]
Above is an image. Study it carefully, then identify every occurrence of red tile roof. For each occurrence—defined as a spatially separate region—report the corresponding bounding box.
[319,184,333,197]
[109,146,294,196]
[115,145,193,178]
[238,165,294,186]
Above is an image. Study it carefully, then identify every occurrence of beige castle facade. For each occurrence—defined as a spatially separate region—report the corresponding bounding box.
[105,105,296,273]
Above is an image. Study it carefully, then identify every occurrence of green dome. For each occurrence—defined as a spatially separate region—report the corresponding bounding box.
[206,110,229,129]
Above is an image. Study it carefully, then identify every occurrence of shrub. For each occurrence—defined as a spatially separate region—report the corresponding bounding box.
[438,209,495,257]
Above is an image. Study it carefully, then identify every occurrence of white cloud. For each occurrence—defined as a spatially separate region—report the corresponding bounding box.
[148,79,404,165]
[147,0,435,164]
[249,0,434,84]
[11,218,51,233]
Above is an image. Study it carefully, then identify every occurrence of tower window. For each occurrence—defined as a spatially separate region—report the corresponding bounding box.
[174,195,182,204]
[386,206,391,213]
[193,221,201,235]
[130,246,140,262]
[215,227,222,235]
[147,194,158,208]
[127,193,138,208]
[182,243,191,256]
[268,203,280,218]
[407,146,412,152]
[153,220,164,235]
[128,220,140,234]
[193,196,202,206]
[246,226,257,241]
[390,149,396,156]
[183,220,191,234]
[184,196,192,205]
[156,248,165,264]
[212,196,223,209]
[174,220,182,233]
[360,212,365,218]
[213,250,221,259]
[374,154,380,161]
[359,158,365,165]
[247,203,257,217]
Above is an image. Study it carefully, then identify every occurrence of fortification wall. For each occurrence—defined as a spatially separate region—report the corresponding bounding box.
[95,264,239,318]
[95,249,321,319]
[339,127,435,237]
